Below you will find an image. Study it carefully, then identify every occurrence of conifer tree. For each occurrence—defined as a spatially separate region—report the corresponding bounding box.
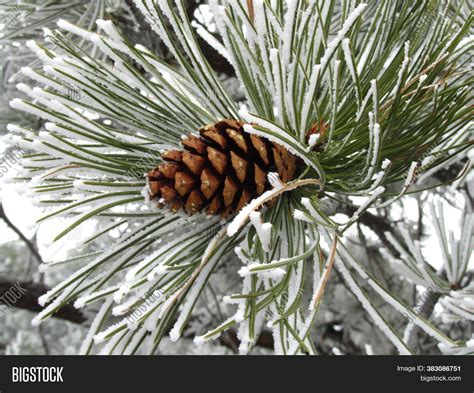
[2,0,473,355]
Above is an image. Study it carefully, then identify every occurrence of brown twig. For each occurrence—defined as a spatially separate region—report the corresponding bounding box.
[341,204,401,256]
[0,280,86,324]
[0,202,43,264]
[247,0,255,24]
[311,234,339,308]
[228,178,322,236]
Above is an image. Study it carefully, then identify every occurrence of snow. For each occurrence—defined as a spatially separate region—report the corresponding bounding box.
[146,265,169,281]
[234,246,251,265]
[242,122,325,180]
[57,19,94,40]
[37,218,164,306]
[301,197,325,223]
[341,240,457,348]
[93,319,127,344]
[293,209,312,223]
[393,42,411,98]
[249,211,272,252]
[376,162,418,208]
[319,3,367,72]
[79,298,113,354]
[238,263,286,279]
[404,162,418,187]
[345,186,385,228]
[25,40,54,63]
[371,79,378,121]
[253,0,274,86]
[342,38,359,102]
[328,60,341,143]
[285,61,297,127]
[439,339,474,356]
[269,48,285,125]
[227,173,284,237]
[196,27,230,60]
[237,266,250,277]
[335,257,411,355]
[169,236,226,341]
[32,283,75,326]
[239,107,285,138]
[454,35,474,54]
[308,133,320,148]
[193,316,236,345]
[300,64,321,137]
[357,33,375,74]
[10,99,60,125]
[15,83,33,96]
[361,121,381,185]
[440,298,474,321]
[285,260,304,314]
[228,0,257,50]
[282,0,298,66]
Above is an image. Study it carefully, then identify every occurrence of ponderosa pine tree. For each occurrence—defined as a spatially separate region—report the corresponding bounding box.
[2,0,473,355]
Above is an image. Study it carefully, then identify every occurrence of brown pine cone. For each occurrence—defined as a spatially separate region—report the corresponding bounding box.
[147,119,298,217]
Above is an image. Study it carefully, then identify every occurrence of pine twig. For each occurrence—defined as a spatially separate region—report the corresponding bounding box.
[0,280,86,324]
[311,234,338,308]
[404,290,442,353]
[341,204,401,257]
[0,202,43,264]
[247,0,254,24]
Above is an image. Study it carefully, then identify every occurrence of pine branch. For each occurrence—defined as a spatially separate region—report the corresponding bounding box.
[5,0,472,355]
[341,204,400,256]
[217,328,274,351]
[0,280,86,324]
[124,0,235,75]
[404,290,443,352]
[0,202,43,264]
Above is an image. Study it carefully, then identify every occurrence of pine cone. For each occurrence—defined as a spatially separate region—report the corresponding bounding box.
[147,120,298,217]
